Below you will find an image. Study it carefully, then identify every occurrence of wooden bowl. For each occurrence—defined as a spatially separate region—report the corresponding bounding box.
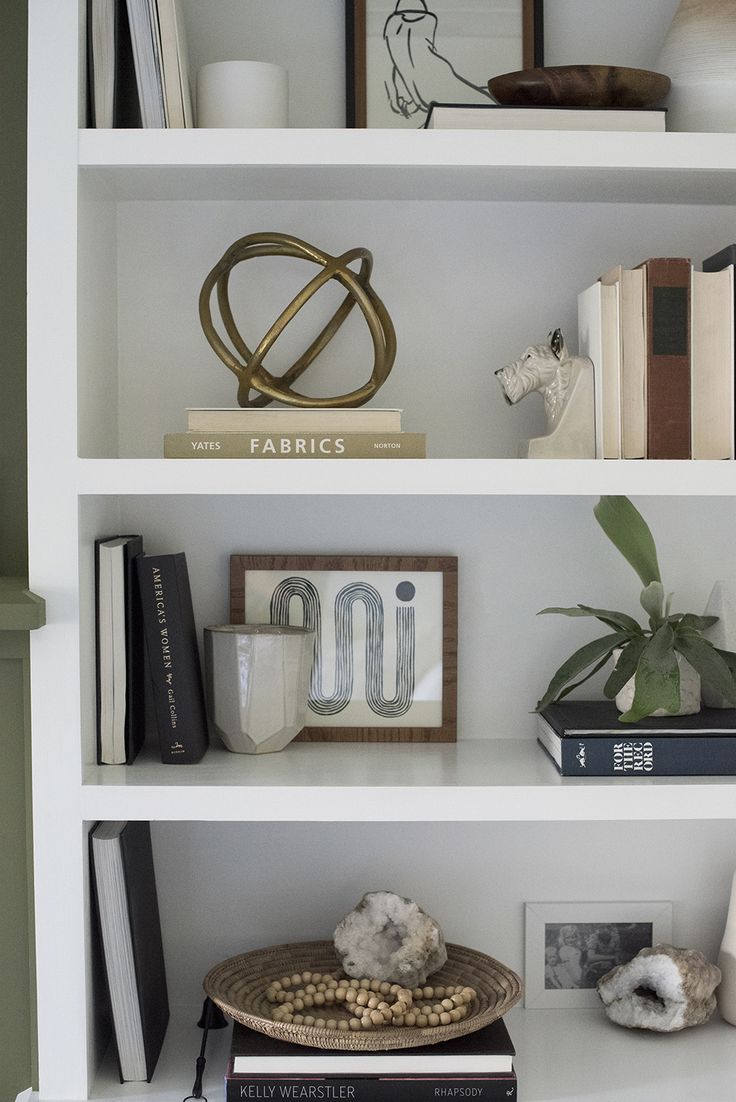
[203,939,523,1051]
[488,65,671,110]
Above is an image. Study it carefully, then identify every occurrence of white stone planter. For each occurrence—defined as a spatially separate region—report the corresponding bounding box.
[613,647,701,717]
[204,624,314,754]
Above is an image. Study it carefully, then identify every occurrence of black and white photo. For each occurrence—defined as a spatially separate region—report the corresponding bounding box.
[525,901,673,1008]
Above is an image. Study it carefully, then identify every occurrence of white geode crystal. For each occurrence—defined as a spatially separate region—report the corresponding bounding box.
[597,943,721,1032]
[334,891,447,987]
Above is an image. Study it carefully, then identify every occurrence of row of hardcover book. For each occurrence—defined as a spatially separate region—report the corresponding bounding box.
[95,535,208,765]
[88,0,193,128]
[578,245,736,460]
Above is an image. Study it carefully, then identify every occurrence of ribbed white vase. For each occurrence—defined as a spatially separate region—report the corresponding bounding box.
[656,0,736,131]
[717,870,736,1025]
[702,580,736,707]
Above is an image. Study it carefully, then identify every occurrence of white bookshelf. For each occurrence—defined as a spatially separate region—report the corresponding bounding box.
[25,0,736,1099]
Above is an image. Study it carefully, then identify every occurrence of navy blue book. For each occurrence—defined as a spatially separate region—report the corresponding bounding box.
[539,701,736,776]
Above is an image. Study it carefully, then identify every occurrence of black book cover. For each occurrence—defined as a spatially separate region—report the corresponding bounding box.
[539,728,736,776]
[226,1075,516,1101]
[90,821,169,1082]
[136,552,209,763]
[86,0,141,127]
[228,1015,515,1070]
[542,700,736,736]
[703,243,736,274]
[94,534,145,764]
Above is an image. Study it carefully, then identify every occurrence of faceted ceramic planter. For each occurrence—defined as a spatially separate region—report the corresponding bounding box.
[613,648,701,717]
[204,624,314,754]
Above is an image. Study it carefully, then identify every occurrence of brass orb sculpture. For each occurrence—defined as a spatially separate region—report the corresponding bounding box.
[198,232,397,409]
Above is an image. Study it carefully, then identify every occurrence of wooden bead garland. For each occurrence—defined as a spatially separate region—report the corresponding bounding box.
[266,971,477,1031]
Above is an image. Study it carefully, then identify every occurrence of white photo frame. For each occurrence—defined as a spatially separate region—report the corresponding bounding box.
[524,900,673,1009]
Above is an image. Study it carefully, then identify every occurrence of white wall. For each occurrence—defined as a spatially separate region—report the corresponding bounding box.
[152,817,736,1010]
[178,0,682,129]
[103,494,736,743]
[111,198,736,459]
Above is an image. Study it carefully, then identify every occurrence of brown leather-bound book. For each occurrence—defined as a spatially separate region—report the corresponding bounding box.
[636,257,692,459]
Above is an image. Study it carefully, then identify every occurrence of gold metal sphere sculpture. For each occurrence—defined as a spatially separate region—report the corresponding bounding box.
[198,232,397,409]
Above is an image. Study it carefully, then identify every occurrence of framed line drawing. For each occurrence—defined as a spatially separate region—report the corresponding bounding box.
[524,900,674,1009]
[346,0,545,128]
[230,554,458,742]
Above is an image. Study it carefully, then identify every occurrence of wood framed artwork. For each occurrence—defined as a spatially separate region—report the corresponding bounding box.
[230,554,458,742]
[524,901,674,1009]
[346,0,545,128]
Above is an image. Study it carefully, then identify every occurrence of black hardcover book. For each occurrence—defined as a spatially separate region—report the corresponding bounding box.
[226,1073,517,1101]
[90,821,169,1082]
[94,534,145,764]
[539,701,736,776]
[136,552,208,763]
[703,243,736,275]
[226,1019,517,1100]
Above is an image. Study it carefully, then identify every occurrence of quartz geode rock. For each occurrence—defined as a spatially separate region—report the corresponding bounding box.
[597,943,721,1032]
[334,891,447,987]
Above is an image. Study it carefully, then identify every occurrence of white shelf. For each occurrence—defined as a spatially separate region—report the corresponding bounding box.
[19,1006,736,1102]
[78,129,736,204]
[80,740,736,823]
[76,458,736,497]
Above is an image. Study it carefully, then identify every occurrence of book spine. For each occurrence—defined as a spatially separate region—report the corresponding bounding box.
[549,735,736,776]
[639,258,691,459]
[226,1075,517,1101]
[136,553,209,763]
[164,433,426,459]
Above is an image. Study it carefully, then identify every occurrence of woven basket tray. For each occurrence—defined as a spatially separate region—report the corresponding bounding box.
[203,939,522,1051]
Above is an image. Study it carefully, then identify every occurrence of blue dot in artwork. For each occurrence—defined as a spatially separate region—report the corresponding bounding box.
[396,581,416,602]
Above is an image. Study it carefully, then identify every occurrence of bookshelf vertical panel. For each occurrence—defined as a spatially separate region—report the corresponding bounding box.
[28,0,90,1095]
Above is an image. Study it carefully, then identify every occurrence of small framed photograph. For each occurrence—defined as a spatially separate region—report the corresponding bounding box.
[524,901,674,1009]
[229,554,458,742]
[346,0,545,128]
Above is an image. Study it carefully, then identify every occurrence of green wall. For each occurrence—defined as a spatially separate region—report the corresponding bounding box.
[0,1,35,1098]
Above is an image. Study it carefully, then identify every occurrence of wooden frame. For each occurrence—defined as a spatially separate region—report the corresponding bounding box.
[524,900,674,1009]
[230,554,457,742]
[346,0,545,128]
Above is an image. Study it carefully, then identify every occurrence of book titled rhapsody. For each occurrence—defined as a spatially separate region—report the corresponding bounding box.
[230,1085,503,1099]
[163,432,426,459]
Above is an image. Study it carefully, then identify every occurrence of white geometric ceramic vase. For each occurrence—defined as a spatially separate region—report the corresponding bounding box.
[656,0,736,131]
[702,580,736,707]
[613,648,701,717]
[204,624,314,754]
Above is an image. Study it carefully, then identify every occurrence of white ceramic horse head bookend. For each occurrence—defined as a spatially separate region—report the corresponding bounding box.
[495,329,595,459]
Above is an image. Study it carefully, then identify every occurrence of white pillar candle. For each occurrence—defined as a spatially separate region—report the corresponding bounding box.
[197,61,289,128]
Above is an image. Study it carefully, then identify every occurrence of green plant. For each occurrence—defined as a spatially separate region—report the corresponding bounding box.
[536,496,736,722]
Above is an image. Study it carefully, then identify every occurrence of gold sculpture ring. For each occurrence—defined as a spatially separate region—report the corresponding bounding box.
[198,232,397,409]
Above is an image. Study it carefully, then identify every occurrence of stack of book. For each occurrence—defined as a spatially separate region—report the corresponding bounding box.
[538,700,736,776]
[87,0,193,128]
[577,247,736,460]
[164,407,427,459]
[225,1017,517,1100]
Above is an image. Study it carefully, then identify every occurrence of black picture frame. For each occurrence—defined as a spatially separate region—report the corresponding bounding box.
[346,0,545,128]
